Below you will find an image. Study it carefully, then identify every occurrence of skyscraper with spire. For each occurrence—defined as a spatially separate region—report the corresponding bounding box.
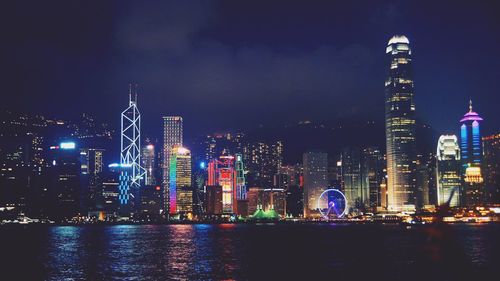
[384,35,417,212]
[119,84,146,207]
[460,100,484,206]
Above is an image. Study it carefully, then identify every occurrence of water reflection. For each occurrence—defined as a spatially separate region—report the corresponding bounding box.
[0,224,496,280]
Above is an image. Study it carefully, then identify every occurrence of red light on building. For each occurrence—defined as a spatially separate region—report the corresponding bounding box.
[155,186,161,191]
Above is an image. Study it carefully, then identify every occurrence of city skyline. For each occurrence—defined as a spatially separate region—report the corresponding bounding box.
[1,2,498,280]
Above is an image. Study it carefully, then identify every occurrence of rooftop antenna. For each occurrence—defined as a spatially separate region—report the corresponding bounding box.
[134,83,138,103]
[469,99,473,112]
[128,83,132,104]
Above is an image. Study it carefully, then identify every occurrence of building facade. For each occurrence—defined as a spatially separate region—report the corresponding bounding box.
[459,101,484,206]
[303,151,328,217]
[483,134,500,204]
[162,116,183,213]
[169,146,192,214]
[436,135,461,207]
[384,35,417,212]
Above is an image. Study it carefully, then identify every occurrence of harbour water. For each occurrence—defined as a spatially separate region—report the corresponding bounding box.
[1,223,498,280]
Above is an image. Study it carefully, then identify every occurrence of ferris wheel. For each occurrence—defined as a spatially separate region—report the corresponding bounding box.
[316,189,348,219]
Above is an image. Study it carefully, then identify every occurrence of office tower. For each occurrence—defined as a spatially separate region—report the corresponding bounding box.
[416,153,436,208]
[278,164,304,217]
[203,132,245,162]
[436,135,461,207]
[303,151,328,217]
[385,35,417,212]
[207,156,238,213]
[460,101,484,206]
[483,134,500,204]
[205,185,223,215]
[244,141,283,188]
[169,146,192,214]
[80,148,104,213]
[340,147,371,214]
[47,141,81,219]
[235,153,246,200]
[80,148,104,175]
[279,164,303,187]
[120,86,146,207]
[162,116,183,213]
[247,187,265,215]
[274,173,290,190]
[286,184,303,217]
[263,188,286,217]
[140,185,163,214]
[362,147,384,211]
[141,143,156,186]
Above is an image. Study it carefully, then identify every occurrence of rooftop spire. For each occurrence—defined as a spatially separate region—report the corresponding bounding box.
[469,99,473,113]
[128,83,132,103]
[134,83,138,103]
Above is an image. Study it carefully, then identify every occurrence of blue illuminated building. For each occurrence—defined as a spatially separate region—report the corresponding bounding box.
[460,101,483,169]
[459,100,484,206]
[109,163,133,205]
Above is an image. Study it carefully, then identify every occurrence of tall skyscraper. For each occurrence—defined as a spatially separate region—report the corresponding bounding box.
[120,86,146,206]
[460,101,484,206]
[141,143,156,186]
[340,147,369,214]
[80,148,104,176]
[80,148,105,213]
[436,135,461,207]
[303,151,328,217]
[384,35,417,212]
[47,141,81,219]
[362,147,384,211]
[482,134,500,204]
[169,146,192,214]
[243,141,283,188]
[162,116,183,213]
[235,153,246,200]
[207,155,238,214]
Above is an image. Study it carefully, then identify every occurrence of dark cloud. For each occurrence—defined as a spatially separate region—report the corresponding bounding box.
[1,0,499,138]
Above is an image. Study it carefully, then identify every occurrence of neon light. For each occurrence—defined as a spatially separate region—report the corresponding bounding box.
[169,155,177,214]
[120,85,147,191]
[60,142,76,149]
[200,161,206,169]
[317,189,348,218]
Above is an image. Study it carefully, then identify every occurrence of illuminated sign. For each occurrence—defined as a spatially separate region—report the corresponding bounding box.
[108,163,133,168]
[60,142,76,149]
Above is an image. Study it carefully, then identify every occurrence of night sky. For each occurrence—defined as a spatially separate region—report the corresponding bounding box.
[1,0,499,137]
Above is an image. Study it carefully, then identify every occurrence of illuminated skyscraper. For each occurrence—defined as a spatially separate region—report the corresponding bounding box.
[235,153,246,200]
[169,146,192,214]
[384,35,417,212]
[80,148,104,176]
[120,85,146,206]
[162,116,183,213]
[482,134,500,204]
[141,143,155,186]
[460,101,484,206]
[362,147,384,211]
[341,147,368,214]
[303,151,328,217]
[207,156,237,214]
[436,135,461,207]
[47,141,81,219]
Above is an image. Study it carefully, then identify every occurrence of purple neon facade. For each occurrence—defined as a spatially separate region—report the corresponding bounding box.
[459,101,483,167]
[459,101,484,207]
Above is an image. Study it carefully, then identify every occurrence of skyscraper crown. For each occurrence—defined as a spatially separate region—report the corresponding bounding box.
[387,35,409,45]
[460,100,483,122]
